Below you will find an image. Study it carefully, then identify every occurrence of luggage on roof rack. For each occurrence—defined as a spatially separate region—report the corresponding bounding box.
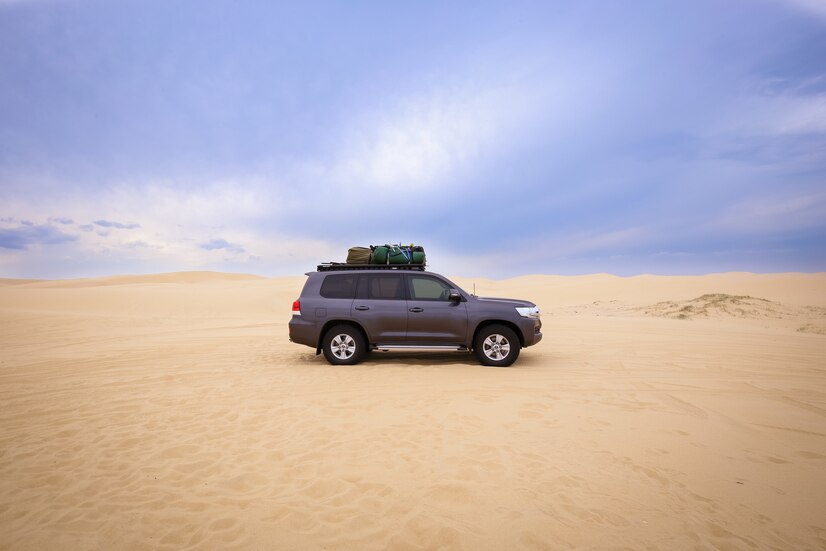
[338,243,426,268]
[346,247,372,264]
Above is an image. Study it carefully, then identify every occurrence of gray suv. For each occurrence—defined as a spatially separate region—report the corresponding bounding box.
[288,266,542,366]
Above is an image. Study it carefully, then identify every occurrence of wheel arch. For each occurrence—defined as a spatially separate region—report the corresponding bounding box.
[471,319,525,349]
[316,319,370,355]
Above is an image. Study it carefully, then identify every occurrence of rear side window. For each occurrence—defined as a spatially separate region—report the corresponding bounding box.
[320,274,357,299]
[356,274,404,300]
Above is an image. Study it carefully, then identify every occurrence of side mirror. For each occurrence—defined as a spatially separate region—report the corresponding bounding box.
[448,290,461,303]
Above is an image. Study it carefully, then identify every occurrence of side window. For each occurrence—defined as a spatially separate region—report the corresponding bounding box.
[320,274,357,299]
[356,274,404,300]
[409,276,451,301]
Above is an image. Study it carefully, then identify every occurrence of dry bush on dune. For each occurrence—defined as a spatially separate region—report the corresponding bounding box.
[639,294,825,325]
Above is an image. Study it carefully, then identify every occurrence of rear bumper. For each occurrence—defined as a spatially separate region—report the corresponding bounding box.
[288,317,318,348]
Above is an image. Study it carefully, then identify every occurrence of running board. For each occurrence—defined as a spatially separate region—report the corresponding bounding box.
[373,345,470,352]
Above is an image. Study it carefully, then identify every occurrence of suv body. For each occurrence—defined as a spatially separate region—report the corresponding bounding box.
[288,267,542,366]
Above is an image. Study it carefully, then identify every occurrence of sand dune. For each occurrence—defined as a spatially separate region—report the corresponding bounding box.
[1,272,824,549]
[640,293,792,320]
[0,278,44,286]
[4,271,267,289]
[636,292,826,328]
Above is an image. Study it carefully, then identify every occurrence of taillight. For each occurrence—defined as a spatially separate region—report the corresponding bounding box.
[292,300,301,315]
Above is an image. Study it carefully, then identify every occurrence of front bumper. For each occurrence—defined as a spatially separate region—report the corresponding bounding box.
[518,317,543,347]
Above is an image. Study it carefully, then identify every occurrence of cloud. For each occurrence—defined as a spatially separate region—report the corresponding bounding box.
[779,0,826,20]
[726,94,826,136]
[718,191,826,233]
[331,80,539,192]
[94,220,141,229]
[1,2,824,278]
[340,97,483,189]
[428,226,651,277]
[0,223,76,250]
[199,238,245,253]
[0,179,318,277]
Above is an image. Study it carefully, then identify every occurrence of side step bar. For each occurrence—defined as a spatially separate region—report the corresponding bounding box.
[372,345,470,352]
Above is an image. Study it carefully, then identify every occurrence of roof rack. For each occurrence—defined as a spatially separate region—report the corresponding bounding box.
[316,263,426,272]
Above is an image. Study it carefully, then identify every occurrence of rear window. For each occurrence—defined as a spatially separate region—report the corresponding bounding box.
[319,274,357,299]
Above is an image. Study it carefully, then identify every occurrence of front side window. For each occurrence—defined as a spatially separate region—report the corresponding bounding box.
[409,276,451,301]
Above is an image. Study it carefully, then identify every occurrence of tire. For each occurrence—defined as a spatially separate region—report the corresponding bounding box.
[322,324,366,365]
[473,324,520,367]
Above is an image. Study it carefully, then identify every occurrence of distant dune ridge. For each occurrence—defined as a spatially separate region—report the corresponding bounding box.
[0,271,824,549]
[1,271,267,288]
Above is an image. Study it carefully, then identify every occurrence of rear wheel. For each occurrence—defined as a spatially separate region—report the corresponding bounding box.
[322,325,366,365]
[473,324,520,367]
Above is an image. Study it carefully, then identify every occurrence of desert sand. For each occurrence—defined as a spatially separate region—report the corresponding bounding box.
[1,271,825,550]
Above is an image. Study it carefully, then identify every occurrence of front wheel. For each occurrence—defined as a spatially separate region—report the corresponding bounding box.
[473,325,520,367]
[322,325,366,365]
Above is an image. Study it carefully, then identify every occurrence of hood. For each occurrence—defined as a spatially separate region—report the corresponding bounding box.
[474,296,535,308]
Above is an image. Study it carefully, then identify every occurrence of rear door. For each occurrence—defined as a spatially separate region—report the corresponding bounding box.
[350,273,408,343]
[405,274,468,344]
[317,273,358,318]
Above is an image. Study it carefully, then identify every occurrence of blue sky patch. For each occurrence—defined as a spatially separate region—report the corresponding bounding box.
[0,0,824,278]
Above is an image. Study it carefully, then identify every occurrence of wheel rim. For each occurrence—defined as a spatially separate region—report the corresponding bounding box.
[482,334,511,361]
[331,334,356,360]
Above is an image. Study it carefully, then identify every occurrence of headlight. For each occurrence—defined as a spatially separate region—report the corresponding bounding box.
[515,306,540,319]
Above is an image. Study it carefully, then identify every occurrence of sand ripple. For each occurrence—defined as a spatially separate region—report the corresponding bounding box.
[1,273,825,549]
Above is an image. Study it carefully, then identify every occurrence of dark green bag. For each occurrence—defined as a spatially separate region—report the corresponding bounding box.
[388,244,426,265]
[388,245,410,264]
[410,246,425,265]
[372,245,389,264]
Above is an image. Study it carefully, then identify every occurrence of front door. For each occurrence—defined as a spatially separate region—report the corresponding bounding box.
[405,274,468,344]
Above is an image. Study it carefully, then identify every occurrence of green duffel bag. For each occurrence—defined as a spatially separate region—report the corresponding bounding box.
[388,245,411,264]
[411,247,425,265]
[372,245,389,264]
[366,243,426,265]
[346,246,372,264]
[391,245,426,265]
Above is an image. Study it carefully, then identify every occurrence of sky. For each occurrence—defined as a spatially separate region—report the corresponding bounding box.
[1,0,825,279]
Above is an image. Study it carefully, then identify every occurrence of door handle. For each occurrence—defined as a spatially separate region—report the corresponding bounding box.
[409,307,424,313]
[354,305,370,311]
